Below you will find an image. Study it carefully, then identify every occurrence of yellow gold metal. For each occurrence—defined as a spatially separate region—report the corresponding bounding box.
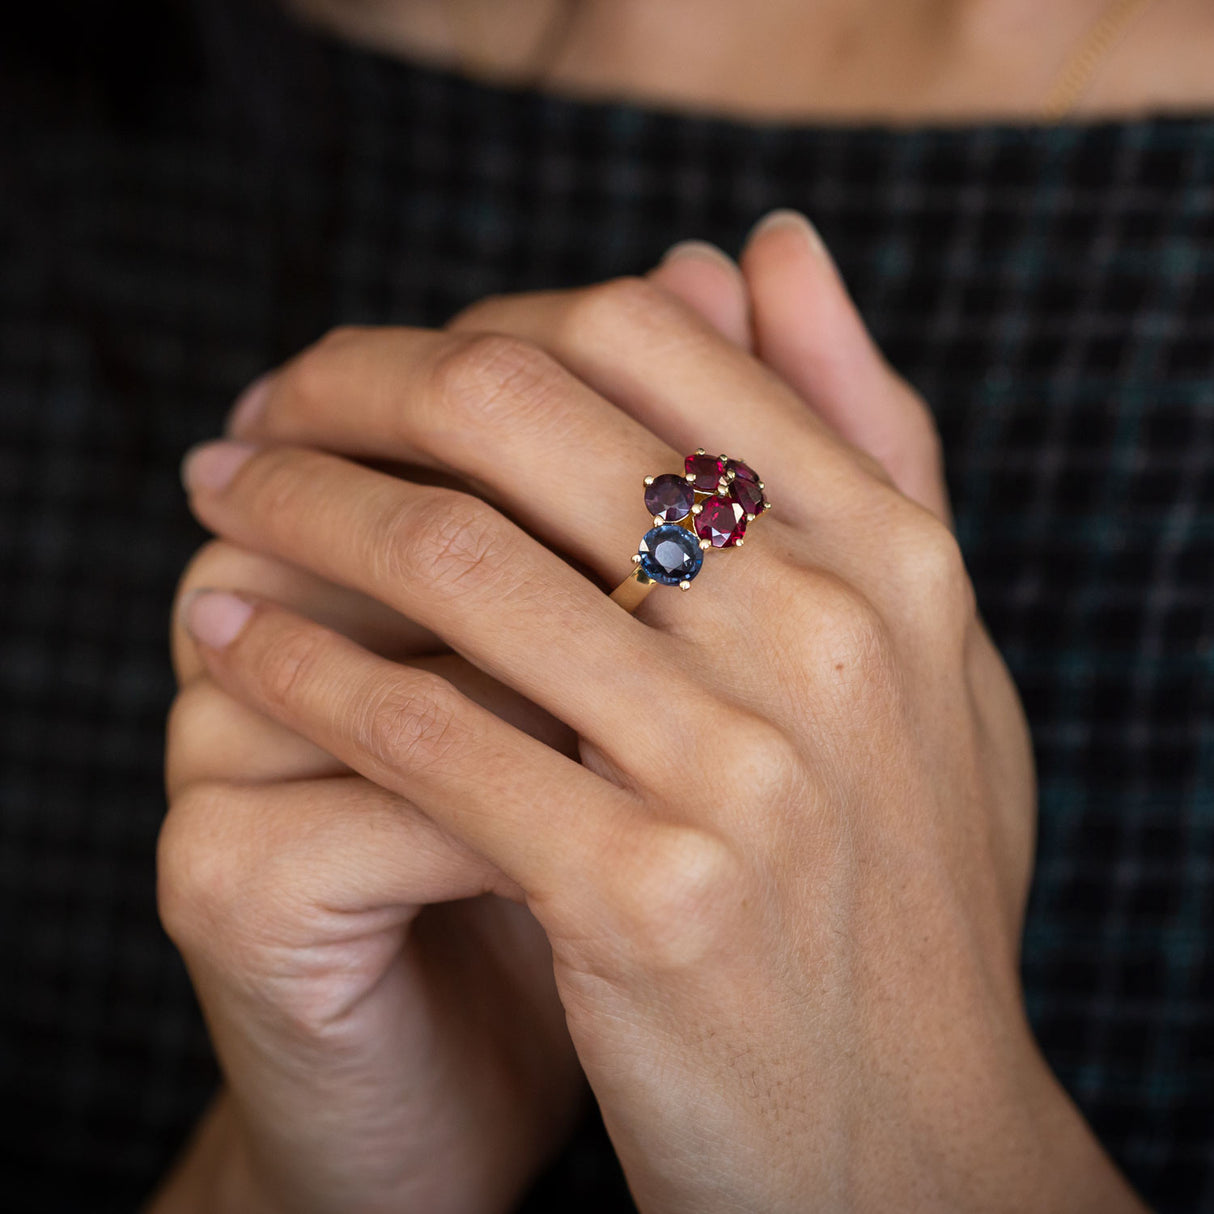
[644,475,654,485]
[699,539,712,549]
[694,447,705,455]
[1042,0,1160,123]
[609,564,658,612]
[691,503,703,515]
[679,581,691,591]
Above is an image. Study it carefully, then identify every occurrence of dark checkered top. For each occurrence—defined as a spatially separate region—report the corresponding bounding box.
[2,2,1212,1210]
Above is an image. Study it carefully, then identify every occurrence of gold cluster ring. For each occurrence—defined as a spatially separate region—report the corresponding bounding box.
[609,448,770,613]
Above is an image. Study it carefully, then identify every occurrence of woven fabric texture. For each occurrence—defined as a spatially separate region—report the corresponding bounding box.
[1,5,1212,1210]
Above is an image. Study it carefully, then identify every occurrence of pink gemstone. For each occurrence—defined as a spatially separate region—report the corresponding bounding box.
[729,476,767,517]
[694,497,746,547]
[685,452,726,492]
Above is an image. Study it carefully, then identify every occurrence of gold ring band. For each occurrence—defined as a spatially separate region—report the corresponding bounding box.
[609,565,659,612]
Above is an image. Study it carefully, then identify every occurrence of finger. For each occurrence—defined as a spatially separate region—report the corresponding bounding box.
[160,776,520,932]
[171,544,573,790]
[445,278,886,531]
[179,590,642,898]
[172,540,444,687]
[167,652,579,799]
[166,676,344,798]
[224,324,686,578]
[181,443,702,783]
[738,210,953,527]
[643,240,753,350]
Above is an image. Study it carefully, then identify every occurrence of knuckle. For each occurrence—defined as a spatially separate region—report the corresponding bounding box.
[255,619,327,714]
[561,274,677,343]
[239,446,321,539]
[358,671,465,775]
[157,780,253,953]
[386,490,510,598]
[809,572,899,689]
[890,511,976,624]
[429,332,567,432]
[164,678,219,776]
[444,290,514,332]
[313,322,371,352]
[283,324,369,401]
[715,713,807,808]
[612,826,748,972]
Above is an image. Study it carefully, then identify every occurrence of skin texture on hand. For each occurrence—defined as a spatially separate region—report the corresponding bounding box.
[156,213,1148,1213]
[152,217,775,1214]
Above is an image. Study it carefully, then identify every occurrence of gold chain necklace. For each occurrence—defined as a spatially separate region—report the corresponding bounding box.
[1043,0,1162,122]
[442,0,1162,122]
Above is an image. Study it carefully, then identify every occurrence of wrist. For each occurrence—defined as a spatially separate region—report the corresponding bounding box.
[1009,1048,1150,1214]
[145,1092,270,1214]
[893,1020,1150,1214]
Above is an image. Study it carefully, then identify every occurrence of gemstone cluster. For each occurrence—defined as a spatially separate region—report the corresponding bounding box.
[630,449,769,590]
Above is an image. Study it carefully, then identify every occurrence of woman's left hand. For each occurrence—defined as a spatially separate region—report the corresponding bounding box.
[180,218,1147,1213]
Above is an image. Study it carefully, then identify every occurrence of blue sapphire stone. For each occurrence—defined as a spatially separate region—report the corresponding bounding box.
[638,524,703,586]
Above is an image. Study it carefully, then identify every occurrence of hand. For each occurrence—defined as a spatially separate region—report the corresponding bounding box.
[152,216,839,1213]
[170,213,1147,1212]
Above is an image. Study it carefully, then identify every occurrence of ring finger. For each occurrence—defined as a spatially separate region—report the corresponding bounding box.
[224,324,686,586]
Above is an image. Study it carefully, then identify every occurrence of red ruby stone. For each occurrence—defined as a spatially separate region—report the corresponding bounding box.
[694,497,746,547]
[729,477,767,517]
[685,452,726,492]
[726,459,766,516]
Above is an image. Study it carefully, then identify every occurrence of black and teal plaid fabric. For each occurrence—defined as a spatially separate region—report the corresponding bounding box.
[2,3,1212,1210]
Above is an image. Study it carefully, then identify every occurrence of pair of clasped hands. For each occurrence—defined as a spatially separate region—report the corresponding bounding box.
[158,211,1145,1213]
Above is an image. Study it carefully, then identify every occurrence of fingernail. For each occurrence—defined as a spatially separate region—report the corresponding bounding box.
[744,208,828,260]
[181,440,257,494]
[182,590,254,649]
[225,372,274,435]
[658,239,740,273]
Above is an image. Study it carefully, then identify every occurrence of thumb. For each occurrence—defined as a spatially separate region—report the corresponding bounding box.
[740,210,953,528]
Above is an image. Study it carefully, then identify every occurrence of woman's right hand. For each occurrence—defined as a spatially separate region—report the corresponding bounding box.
[150,211,933,1214]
